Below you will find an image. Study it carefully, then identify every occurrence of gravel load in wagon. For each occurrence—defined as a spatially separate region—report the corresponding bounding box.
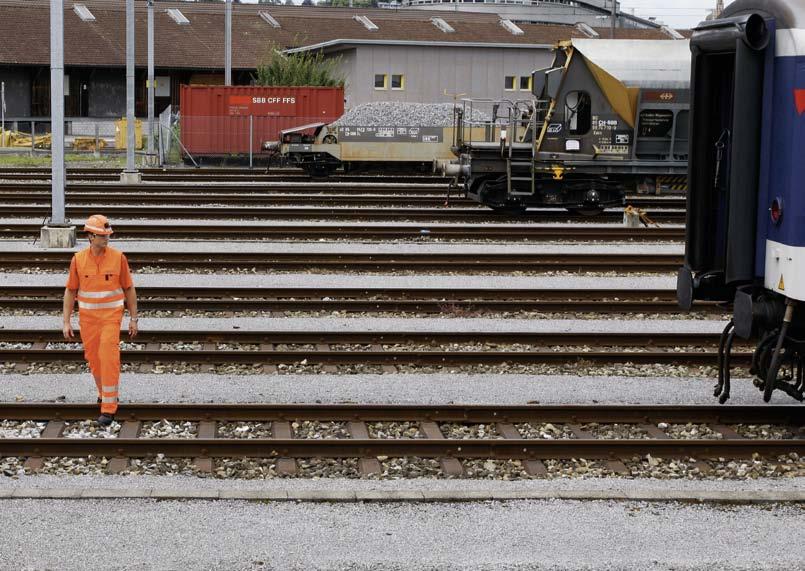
[331,102,490,127]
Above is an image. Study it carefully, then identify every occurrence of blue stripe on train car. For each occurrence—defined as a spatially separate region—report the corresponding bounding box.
[764,54,805,249]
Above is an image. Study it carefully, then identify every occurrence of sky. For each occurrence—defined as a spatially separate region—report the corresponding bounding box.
[233,0,734,30]
[618,0,735,28]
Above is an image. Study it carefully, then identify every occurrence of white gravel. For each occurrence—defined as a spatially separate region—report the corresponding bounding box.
[2,315,727,334]
[0,271,678,290]
[0,498,801,570]
[331,101,488,126]
[2,373,796,405]
[0,238,684,255]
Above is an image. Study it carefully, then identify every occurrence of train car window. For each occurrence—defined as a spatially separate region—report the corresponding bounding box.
[638,109,674,138]
[504,76,516,91]
[565,91,591,135]
[374,74,388,90]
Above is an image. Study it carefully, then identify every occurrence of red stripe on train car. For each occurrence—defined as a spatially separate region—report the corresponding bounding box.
[795,89,805,116]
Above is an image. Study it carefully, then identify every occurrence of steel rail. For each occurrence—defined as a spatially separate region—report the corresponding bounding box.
[0,170,445,184]
[4,403,799,424]
[0,330,747,366]
[0,251,684,271]
[0,182,449,193]
[0,329,726,345]
[0,205,687,223]
[0,405,800,460]
[0,223,685,242]
[0,285,714,314]
[0,192,468,206]
[2,438,799,460]
[0,349,747,366]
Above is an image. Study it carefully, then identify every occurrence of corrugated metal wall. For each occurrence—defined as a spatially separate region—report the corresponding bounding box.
[339,45,552,106]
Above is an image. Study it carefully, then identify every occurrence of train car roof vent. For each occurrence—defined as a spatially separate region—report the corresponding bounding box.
[166,9,190,26]
[500,19,524,36]
[353,15,379,31]
[73,4,95,22]
[575,23,599,38]
[259,11,281,28]
[431,17,455,33]
[661,26,685,40]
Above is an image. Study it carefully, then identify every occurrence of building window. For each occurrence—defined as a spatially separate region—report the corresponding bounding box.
[565,91,592,135]
[504,76,516,91]
[374,74,388,90]
[391,74,405,90]
[519,76,532,91]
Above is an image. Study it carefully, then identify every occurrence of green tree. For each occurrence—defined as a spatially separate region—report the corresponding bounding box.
[254,44,345,87]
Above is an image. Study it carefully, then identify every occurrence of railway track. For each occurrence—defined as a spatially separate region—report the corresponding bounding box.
[0,181,451,194]
[0,329,746,367]
[0,191,467,206]
[0,285,712,314]
[0,222,684,242]
[0,168,445,184]
[0,251,683,272]
[1,404,801,476]
[0,205,687,223]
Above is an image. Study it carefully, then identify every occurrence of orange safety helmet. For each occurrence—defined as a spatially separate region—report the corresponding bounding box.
[84,214,114,236]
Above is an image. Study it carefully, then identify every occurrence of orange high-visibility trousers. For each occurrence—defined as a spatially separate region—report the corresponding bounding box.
[79,311,122,415]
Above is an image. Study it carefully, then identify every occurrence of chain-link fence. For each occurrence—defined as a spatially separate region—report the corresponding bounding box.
[0,110,329,168]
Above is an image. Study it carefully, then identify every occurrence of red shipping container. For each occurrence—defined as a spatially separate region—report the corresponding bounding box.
[180,85,344,156]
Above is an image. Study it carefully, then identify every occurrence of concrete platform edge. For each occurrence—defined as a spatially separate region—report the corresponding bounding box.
[1,487,803,504]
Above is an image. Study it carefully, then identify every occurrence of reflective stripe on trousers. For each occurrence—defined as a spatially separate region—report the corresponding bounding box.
[79,311,122,415]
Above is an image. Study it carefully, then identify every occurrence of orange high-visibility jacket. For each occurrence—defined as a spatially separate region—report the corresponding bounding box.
[74,247,126,318]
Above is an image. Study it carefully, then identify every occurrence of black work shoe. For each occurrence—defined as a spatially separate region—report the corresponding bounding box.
[97,413,115,427]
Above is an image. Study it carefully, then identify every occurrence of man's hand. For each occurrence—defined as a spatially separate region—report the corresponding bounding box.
[128,319,139,339]
[63,322,74,340]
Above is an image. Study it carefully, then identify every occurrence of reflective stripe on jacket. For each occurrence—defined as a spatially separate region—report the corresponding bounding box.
[74,247,126,314]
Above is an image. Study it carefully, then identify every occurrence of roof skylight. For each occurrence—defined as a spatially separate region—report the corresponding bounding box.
[430,17,455,33]
[575,22,600,38]
[353,15,379,31]
[166,9,190,26]
[499,19,524,36]
[259,11,281,28]
[73,3,95,22]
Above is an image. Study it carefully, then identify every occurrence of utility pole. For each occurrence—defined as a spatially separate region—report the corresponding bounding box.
[225,0,232,86]
[611,0,617,39]
[147,0,155,165]
[121,0,141,183]
[41,0,75,248]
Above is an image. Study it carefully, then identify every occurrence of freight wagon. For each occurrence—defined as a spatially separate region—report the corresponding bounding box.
[273,122,463,177]
[179,85,344,159]
[451,39,691,214]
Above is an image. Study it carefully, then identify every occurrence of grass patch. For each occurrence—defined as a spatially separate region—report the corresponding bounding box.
[0,153,129,168]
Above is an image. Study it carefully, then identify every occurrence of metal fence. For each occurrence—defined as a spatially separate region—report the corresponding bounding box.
[0,110,328,168]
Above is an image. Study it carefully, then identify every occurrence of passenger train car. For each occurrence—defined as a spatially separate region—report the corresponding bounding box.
[451,39,691,214]
[678,0,805,403]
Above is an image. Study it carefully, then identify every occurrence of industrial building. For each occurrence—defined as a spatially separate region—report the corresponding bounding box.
[398,0,663,30]
[0,0,685,134]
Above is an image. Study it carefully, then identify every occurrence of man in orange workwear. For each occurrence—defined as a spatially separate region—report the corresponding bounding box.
[62,214,138,426]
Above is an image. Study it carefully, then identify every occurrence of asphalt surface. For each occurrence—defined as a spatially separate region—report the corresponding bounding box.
[0,498,801,570]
